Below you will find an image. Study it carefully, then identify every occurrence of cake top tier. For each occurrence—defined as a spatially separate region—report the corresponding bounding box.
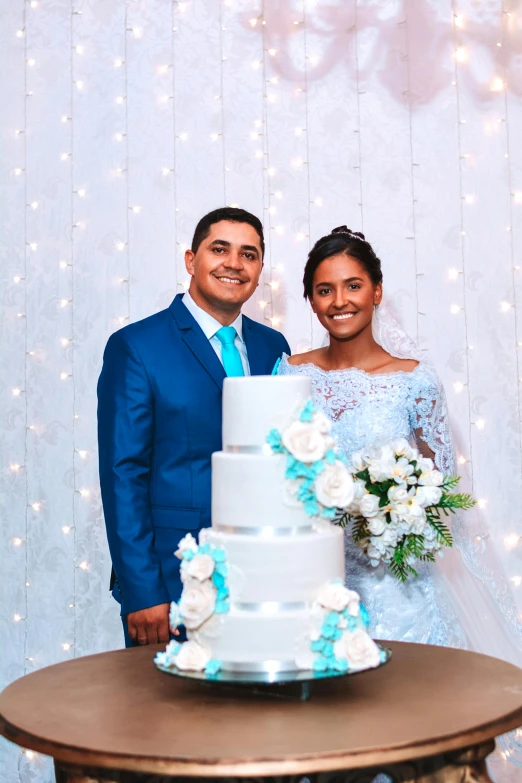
[222,375,312,450]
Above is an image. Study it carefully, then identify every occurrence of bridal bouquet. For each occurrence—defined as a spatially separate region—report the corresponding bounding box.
[337,440,476,582]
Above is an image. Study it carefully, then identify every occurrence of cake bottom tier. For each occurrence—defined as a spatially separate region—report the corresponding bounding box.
[189,608,315,672]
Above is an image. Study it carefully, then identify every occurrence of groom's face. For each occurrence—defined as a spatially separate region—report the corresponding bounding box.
[185,220,263,312]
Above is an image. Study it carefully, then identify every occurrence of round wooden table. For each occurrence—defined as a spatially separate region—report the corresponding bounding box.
[1,642,522,783]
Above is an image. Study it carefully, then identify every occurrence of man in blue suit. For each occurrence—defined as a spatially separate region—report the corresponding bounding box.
[98,208,290,647]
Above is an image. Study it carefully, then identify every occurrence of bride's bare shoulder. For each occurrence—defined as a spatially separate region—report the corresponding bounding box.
[288,348,326,367]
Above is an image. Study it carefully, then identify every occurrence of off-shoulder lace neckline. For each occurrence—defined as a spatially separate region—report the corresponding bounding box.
[281,353,424,380]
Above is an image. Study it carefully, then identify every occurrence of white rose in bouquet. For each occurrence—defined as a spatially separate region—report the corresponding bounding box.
[388,485,410,505]
[419,470,444,487]
[282,420,328,463]
[368,446,396,482]
[186,553,215,582]
[416,485,443,507]
[334,629,381,671]
[381,526,399,548]
[366,543,382,566]
[174,640,211,672]
[316,582,360,613]
[179,580,216,629]
[174,533,198,560]
[359,493,381,518]
[390,457,416,486]
[315,461,355,508]
[417,456,435,474]
[367,515,387,536]
[393,438,417,462]
[351,451,366,472]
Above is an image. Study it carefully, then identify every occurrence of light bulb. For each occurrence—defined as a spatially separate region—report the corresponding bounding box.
[30,502,41,512]
[511,577,522,587]
[115,133,125,142]
[29,242,37,251]
[14,168,24,176]
[477,499,488,509]
[10,464,22,471]
[131,205,141,214]
[453,381,466,394]
[457,455,468,466]
[60,372,70,380]
[13,275,22,283]
[162,167,172,176]
[13,537,23,546]
[12,388,22,397]
[75,80,84,90]
[157,64,169,74]
[77,450,87,459]
[271,316,282,326]
[450,304,462,315]
[178,132,188,141]
[62,642,72,650]
[464,195,475,204]
[78,561,90,571]
[115,95,125,105]
[269,280,280,290]
[14,613,22,622]
[79,488,90,498]
[491,77,505,92]
[454,14,464,27]
[268,48,277,56]
[274,190,282,200]
[251,60,261,70]
[210,133,219,141]
[448,268,460,281]
[61,115,70,122]
[475,418,486,430]
[132,26,143,38]
[500,301,512,313]
[27,57,36,66]
[75,45,85,54]
[114,58,124,68]
[254,150,263,159]
[455,47,467,63]
[274,226,284,235]
[249,18,258,26]
[504,534,520,551]
[76,188,86,197]
[29,200,38,209]
[296,232,306,242]
[116,241,126,251]
[16,29,24,37]
[267,167,276,177]
[259,299,268,309]
[60,337,70,347]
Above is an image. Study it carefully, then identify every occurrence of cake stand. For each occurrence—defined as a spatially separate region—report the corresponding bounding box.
[154,642,392,700]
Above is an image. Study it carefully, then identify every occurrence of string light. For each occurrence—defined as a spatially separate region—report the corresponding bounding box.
[504,534,520,551]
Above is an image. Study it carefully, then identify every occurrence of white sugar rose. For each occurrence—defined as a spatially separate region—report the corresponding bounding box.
[335,629,381,671]
[282,420,328,463]
[179,580,216,630]
[368,515,387,536]
[174,533,198,560]
[317,582,360,613]
[416,485,443,507]
[169,602,181,632]
[312,411,332,434]
[359,493,381,518]
[419,470,444,487]
[174,640,211,672]
[186,553,215,582]
[315,461,355,509]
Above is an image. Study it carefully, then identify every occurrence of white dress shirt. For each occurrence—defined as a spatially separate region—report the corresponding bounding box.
[182,291,251,376]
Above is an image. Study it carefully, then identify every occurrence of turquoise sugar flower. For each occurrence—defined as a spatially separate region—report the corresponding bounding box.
[321,624,336,640]
[215,600,229,614]
[334,658,349,673]
[182,549,195,561]
[321,507,337,520]
[325,449,337,465]
[211,548,226,563]
[215,563,228,577]
[217,586,229,601]
[198,543,211,555]
[325,611,340,627]
[266,429,283,451]
[360,604,370,629]
[304,498,320,517]
[205,659,222,676]
[212,572,225,589]
[299,400,316,422]
[313,657,328,673]
[311,638,324,653]
[322,641,334,658]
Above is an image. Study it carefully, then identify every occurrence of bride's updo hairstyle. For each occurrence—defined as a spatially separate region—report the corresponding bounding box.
[303,226,383,299]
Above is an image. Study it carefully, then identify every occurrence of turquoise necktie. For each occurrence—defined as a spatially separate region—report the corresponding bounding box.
[215,326,245,377]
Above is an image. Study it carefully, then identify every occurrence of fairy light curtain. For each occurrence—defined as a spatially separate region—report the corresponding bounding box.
[1,0,522,780]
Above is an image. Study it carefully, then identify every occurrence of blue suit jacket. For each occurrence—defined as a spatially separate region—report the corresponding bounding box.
[97,294,290,616]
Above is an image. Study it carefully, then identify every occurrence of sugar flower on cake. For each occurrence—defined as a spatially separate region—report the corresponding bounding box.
[174,533,198,560]
[315,461,355,509]
[178,580,216,630]
[334,629,381,671]
[169,602,181,633]
[174,640,212,672]
[186,553,215,582]
[316,582,361,616]
[282,420,329,464]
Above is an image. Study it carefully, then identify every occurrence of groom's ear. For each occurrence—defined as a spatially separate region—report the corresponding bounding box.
[185,249,195,275]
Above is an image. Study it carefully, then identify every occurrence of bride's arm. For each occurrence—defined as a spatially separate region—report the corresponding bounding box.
[410,368,456,475]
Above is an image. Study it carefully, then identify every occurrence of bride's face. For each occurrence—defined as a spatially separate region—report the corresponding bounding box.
[309,253,382,339]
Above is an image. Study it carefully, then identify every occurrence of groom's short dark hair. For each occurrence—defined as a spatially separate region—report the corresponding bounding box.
[191,207,265,258]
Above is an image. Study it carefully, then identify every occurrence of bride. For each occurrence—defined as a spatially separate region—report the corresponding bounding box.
[276,226,522,668]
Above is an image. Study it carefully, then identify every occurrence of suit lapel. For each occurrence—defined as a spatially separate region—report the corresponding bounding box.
[169,295,226,391]
[243,317,270,376]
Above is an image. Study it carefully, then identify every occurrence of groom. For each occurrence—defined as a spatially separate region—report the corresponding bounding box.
[98,207,290,647]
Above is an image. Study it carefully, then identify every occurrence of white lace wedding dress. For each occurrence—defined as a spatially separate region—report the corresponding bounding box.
[277,354,466,647]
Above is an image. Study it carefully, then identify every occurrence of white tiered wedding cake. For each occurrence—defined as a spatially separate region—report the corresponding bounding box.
[155,376,382,677]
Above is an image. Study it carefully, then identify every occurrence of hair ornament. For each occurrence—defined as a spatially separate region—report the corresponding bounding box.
[331,225,366,242]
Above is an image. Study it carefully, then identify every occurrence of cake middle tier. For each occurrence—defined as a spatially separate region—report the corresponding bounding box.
[212,451,315,531]
[204,525,344,604]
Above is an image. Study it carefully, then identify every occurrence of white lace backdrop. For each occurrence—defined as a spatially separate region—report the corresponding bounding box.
[1,0,522,780]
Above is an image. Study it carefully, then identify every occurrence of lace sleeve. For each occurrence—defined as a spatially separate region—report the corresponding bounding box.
[409,366,456,475]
